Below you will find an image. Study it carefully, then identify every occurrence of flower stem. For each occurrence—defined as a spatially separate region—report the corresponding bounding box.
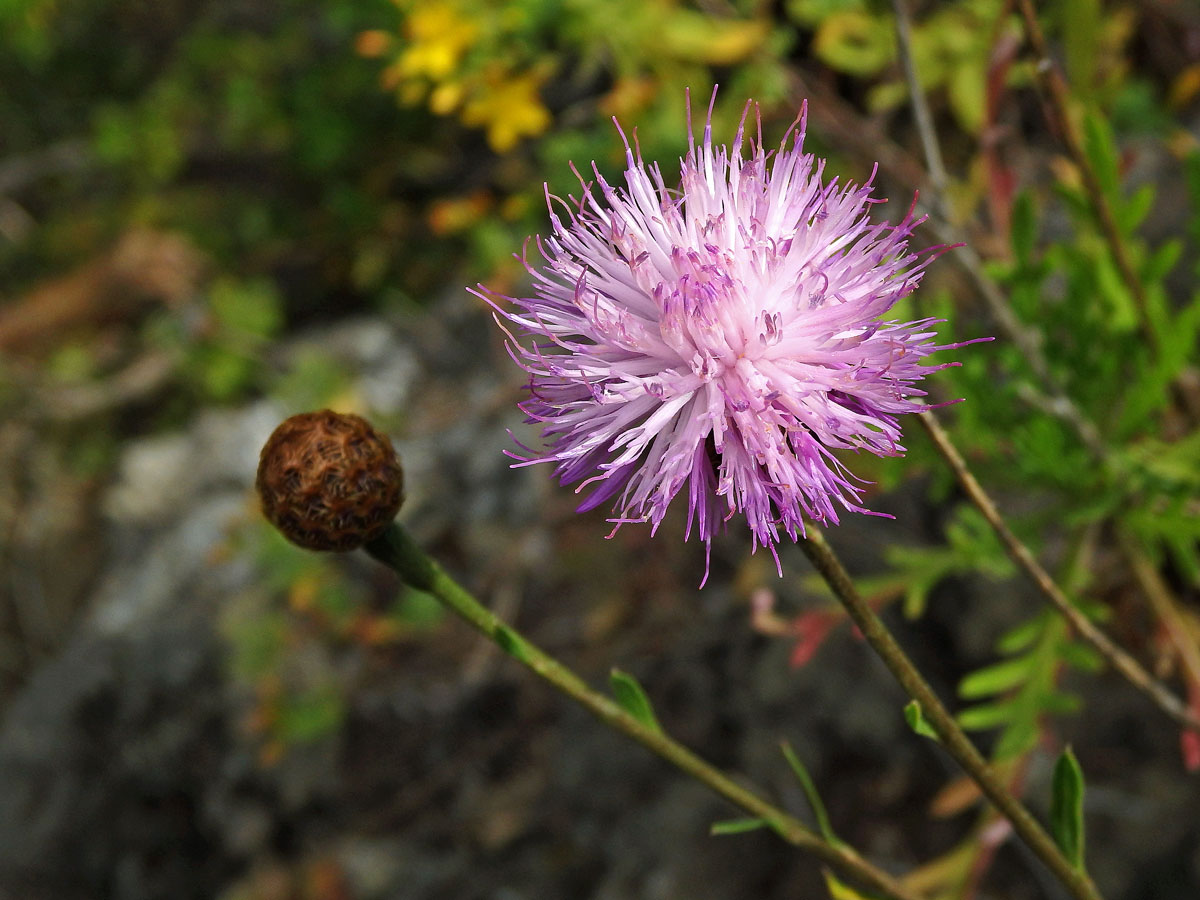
[918,411,1200,733]
[365,522,920,900]
[797,526,1104,900]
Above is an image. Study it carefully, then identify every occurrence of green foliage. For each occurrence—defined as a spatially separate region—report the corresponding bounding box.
[609,668,663,733]
[220,522,445,757]
[197,277,285,402]
[1050,746,1087,870]
[710,817,771,836]
[957,610,1101,759]
[882,506,1014,619]
[864,109,1200,765]
[1,0,427,303]
[780,741,844,847]
[903,700,941,742]
[274,685,346,744]
[924,105,1200,658]
[269,347,356,414]
[142,276,285,404]
[821,870,877,900]
[788,0,1026,134]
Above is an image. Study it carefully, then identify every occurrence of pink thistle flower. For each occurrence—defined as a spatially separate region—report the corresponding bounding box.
[477,92,980,581]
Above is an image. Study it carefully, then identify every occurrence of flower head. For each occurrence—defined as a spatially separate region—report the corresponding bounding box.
[257,410,405,552]
[479,92,976,579]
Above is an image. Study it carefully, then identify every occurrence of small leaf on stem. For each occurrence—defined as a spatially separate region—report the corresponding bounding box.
[780,741,842,845]
[822,869,878,900]
[710,817,770,836]
[904,700,941,741]
[958,656,1034,699]
[1050,746,1086,870]
[609,669,662,733]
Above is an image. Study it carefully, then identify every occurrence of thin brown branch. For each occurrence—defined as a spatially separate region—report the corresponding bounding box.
[889,0,948,196]
[1014,0,1157,354]
[798,528,1104,900]
[1015,0,1200,698]
[918,411,1200,733]
[785,70,1108,462]
[893,0,1198,735]
[1117,531,1200,700]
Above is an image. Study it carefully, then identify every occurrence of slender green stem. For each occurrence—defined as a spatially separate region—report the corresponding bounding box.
[918,411,1200,733]
[797,526,1103,900]
[365,523,920,900]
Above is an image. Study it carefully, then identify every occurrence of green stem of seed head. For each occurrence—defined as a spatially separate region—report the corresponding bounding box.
[363,523,921,900]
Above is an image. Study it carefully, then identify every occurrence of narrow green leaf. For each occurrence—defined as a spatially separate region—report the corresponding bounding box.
[1050,746,1087,870]
[822,869,876,900]
[994,719,1040,761]
[710,817,769,836]
[902,582,929,620]
[903,700,941,742]
[1082,111,1120,208]
[957,701,1013,731]
[609,669,662,733]
[780,741,841,845]
[1096,254,1136,331]
[958,656,1033,699]
[1122,183,1155,232]
[1057,641,1104,673]
[996,614,1046,654]
[1158,290,1200,370]
[1165,530,1200,585]
[1041,690,1084,716]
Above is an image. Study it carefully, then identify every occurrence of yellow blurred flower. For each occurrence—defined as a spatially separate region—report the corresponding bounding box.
[429,80,465,115]
[460,69,551,153]
[398,1,478,81]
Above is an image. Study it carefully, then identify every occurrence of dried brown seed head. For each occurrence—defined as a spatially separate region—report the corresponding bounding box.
[256,410,404,551]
